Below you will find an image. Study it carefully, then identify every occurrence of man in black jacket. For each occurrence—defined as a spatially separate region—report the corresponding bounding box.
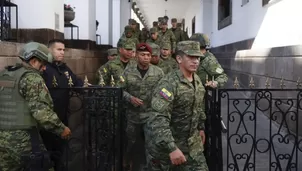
[41,39,83,171]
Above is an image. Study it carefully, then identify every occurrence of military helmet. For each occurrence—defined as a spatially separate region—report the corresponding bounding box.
[19,42,53,63]
[190,33,210,47]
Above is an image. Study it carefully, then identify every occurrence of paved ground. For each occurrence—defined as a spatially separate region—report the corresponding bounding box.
[220,83,302,171]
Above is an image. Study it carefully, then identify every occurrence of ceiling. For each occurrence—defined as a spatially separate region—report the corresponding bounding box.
[135,0,191,28]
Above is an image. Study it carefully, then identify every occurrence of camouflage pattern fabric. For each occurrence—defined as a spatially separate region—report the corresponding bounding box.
[197,51,228,87]
[160,42,178,71]
[118,26,139,50]
[121,64,164,170]
[108,48,118,56]
[190,33,210,47]
[158,29,176,52]
[144,70,208,170]
[0,67,66,171]
[156,58,175,74]
[146,38,162,46]
[170,27,188,44]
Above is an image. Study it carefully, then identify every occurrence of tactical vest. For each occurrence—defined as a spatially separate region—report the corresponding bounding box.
[0,66,37,130]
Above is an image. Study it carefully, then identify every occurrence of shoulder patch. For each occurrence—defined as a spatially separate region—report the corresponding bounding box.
[159,88,172,100]
[151,97,169,112]
[215,68,223,74]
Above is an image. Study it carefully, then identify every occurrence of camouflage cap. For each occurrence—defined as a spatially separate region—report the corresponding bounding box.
[124,25,133,32]
[161,18,168,25]
[107,48,118,56]
[122,40,136,50]
[147,42,160,56]
[176,41,204,57]
[171,18,177,23]
[158,17,164,22]
[161,42,171,50]
[150,27,158,34]
[129,19,136,25]
[19,42,53,63]
[190,33,210,47]
[177,23,182,28]
[153,21,158,27]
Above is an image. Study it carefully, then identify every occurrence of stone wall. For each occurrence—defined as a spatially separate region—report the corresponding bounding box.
[0,41,107,84]
[212,40,302,136]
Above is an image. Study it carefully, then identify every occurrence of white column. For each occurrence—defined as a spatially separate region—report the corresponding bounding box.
[64,0,96,41]
[96,0,109,44]
[120,0,131,34]
[111,0,121,47]
[201,0,213,41]
[11,0,64,33]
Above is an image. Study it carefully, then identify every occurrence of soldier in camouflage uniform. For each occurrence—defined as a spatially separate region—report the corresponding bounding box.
[107,48,118,61]
[144,41,208,170]
[157,17,163,31]
[148,42,174,74]
[177,23,189,40]
[170,18,188,44]
[146,27,161,46]
[152,21,158,28]
[97,40,136,86]
[159,19,176,53]
[190,33,228,87]
[117,25,139,51]
[0,42,71,171]
[139,28,148,43]
[121,43,164,171]
[160,42,178,70]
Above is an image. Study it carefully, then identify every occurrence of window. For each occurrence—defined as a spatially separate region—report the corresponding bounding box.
[263,0,270,6]
[192,16,195,34]
[218,0,232,30]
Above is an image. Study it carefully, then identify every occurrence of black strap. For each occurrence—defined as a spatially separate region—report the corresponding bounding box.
[28,127,41,154]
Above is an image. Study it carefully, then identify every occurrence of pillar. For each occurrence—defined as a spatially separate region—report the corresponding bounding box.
[64,0,96,41]
[96,0,110,44]
[201,0,213,41]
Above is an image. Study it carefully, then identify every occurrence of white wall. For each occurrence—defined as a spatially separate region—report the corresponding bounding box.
[64,0,96,41]
[120,0,131,34]
[131,9,144,29]
[183,0,202,37]
[112,0,121,47]
[96,0,109,44]
[11,0,64,33]
[210,0,302,48]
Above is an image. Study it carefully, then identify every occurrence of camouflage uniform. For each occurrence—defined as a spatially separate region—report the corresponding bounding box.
[157,17,163,31]
[0,42,67,171]
[117,25,139,51]
[148,42,174,74]
[98,41,136,86]
[95,48,118,84]
[190,33,228,87]
[177,23,189,40]
[152,21,158,28]
[160,42,178,71]
[144,41,208,171]
[170,18,188,44]
[158,19,176,52]
[139,28,148,43]
[122,63,164,170]
[146,27,162,46]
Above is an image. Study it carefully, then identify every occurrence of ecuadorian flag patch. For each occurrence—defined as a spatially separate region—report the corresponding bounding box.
[160,88,171,100]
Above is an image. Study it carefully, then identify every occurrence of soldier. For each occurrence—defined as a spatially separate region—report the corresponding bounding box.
[190,33,228,87]
[177,23,189,40]
[107,48,118,61]
[146,27,161,46]
[152,21,158,28]
[144,41,208,170]
[157,17,163,31]
[170,18,187,44]
[147,42,174,74]
[121,43,164,171]
[139,28,148,43]
[98,40,136,86]
[42,39,83,171]
[159,19,176,53]
[0,42,71,171]
[160,42,178,70]
[117,25,139,51]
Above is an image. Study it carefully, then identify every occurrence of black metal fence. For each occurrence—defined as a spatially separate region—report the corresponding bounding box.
[49,87,124,171]
[205,88,302,171]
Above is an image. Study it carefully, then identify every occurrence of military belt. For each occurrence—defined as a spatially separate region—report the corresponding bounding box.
[21,127,53,171]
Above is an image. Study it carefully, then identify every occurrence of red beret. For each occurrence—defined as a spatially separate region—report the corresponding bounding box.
[136,43,152,54]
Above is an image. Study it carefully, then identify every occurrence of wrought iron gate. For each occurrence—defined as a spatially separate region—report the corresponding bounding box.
[205,88,302,171]
[57,87,124,171]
